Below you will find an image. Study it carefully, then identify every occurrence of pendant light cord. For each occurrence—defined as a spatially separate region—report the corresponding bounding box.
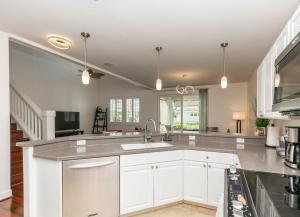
[157,49,160,79]
[223,45,226,76]
[84,37,87,71]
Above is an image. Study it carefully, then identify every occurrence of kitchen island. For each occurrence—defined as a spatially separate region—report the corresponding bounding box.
[17,132,297,217]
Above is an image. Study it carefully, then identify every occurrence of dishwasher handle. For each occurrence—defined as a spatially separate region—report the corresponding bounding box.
[68,160,115,169]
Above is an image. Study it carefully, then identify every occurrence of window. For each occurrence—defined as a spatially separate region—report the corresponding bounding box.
[159,89,208,132]
[110,98,122,122]
[126,98,140,123]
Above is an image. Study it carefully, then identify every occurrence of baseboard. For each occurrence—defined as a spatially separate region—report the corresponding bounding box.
[0,189,12,201]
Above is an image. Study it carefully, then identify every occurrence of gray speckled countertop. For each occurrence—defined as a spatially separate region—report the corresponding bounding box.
[33,141,300,176]
[18,131,265,147]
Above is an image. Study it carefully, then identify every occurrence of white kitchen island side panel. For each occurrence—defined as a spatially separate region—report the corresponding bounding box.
[24,146,62,217]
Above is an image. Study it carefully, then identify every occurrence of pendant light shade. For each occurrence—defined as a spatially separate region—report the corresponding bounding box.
[155,46,163,90]
[221,75,227,89]
[156,78,162,90]
[82,70,90,85]
[81,32,90,85]
[220,42,229,89]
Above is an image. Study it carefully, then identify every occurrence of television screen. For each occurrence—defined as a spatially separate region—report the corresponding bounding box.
[55,111,80,131]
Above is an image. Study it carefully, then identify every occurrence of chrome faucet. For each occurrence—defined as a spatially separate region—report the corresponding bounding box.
[144,119,157,143]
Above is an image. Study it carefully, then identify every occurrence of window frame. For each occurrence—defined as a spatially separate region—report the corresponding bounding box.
[125,97,140,124]
[109,98,123,123]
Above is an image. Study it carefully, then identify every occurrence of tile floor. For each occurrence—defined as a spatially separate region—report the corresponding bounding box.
[133,203,216,217]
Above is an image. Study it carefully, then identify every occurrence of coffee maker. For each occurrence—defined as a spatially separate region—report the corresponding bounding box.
[285,127,300,169]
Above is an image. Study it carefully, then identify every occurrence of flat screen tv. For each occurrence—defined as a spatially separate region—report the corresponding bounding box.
[55,111,80,131]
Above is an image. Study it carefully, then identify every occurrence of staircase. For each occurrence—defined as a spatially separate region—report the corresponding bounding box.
[10,123,28,190]
[10,84,56,141]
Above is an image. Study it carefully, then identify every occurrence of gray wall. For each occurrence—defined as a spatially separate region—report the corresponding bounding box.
[10,42,102,133]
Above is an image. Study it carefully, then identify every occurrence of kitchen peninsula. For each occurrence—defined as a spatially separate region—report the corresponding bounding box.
[18,132,299,217]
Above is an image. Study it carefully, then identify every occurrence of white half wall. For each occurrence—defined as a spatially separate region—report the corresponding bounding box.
[0,31,12,200]
[10,42,102,133]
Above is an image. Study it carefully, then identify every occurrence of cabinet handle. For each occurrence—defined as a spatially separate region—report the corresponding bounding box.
[151,165,154,169]
[156,165,158,169]
[208,165,211,168]
[206,156,209,159]
[203,164,206,168]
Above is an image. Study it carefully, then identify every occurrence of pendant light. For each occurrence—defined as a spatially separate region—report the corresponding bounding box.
[155,46,163,90]
[81,32,91,85]
[220,42,229,89]
[274,73,280,87]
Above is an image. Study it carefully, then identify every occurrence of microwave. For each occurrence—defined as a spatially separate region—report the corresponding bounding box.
[273,32,300,115]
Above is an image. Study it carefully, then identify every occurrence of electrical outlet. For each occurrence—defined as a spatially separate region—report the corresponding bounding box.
[236,138,245,143]
[189,136,196,141]
[77,140,86,146]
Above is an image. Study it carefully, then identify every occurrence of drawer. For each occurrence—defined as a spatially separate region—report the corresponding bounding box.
[121,153,152,167]
[121,151,183,167]
[184,150,235,165]
[184,150,210,162]
[206,152,234,165]
[151,150,183,163]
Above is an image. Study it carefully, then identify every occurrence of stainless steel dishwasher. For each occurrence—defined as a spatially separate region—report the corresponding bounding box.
[63,156,119,217]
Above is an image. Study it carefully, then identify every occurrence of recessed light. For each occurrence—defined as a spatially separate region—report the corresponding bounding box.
[47,35,72,50]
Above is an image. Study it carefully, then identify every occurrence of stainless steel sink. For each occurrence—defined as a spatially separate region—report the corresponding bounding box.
[121,142,173,150]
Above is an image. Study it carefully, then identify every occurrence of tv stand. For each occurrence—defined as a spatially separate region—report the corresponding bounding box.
[55,129,84,138]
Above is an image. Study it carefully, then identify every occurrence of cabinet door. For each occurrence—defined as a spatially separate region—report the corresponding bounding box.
[207,163,230,207]
[290,6,300,40]
[120,164,154,215]
[257,61,266,117]
[154,161,183,206]
[184,161,208,204]
[274,23,290,58]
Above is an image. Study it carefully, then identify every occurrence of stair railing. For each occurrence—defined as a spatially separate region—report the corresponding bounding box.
[10,84,55,140]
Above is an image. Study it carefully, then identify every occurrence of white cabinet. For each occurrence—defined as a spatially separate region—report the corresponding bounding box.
[256,4,300,120]
[184,161,207,204]
[184,151,235,207]
[154,161,183,206]
[120,151,183,215]
[207,163,229,206]
[274,23,290,58]
[120,164,154,215]
[290,6,300,40]
[121,150,240,214]
[257,61,266,117]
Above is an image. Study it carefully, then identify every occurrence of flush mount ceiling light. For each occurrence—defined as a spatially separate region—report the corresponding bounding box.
[81,32,91,85]
[176,85,195,95]
[47,35,72,50]
[155,46,163,90]
[220,42,229,89]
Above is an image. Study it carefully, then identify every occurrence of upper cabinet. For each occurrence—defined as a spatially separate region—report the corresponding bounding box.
[290,6,300,40]
[256,4,300,119]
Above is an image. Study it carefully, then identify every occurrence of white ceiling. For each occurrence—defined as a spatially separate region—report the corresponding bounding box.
[0,0,299,88]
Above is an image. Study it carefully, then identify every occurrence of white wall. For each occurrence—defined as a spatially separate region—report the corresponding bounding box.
[100,80,249,134]
[247,71,257,134]
[0,32,12,200]
[207,83,248,133]
[10,42,102,133]
[98,76,158,131]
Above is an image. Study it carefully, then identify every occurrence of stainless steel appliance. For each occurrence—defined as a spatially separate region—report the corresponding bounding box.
[285,127,300,169]
[63,156,119,217]
[273,32,300,115]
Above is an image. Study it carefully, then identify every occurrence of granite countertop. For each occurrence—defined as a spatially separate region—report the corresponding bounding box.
[33,141,300,176]
[18,131,264,147]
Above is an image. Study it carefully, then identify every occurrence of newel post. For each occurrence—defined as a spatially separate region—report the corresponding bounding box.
[41,110,56,140]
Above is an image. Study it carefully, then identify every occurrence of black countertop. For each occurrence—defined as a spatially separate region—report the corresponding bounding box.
[243,170,300,217]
